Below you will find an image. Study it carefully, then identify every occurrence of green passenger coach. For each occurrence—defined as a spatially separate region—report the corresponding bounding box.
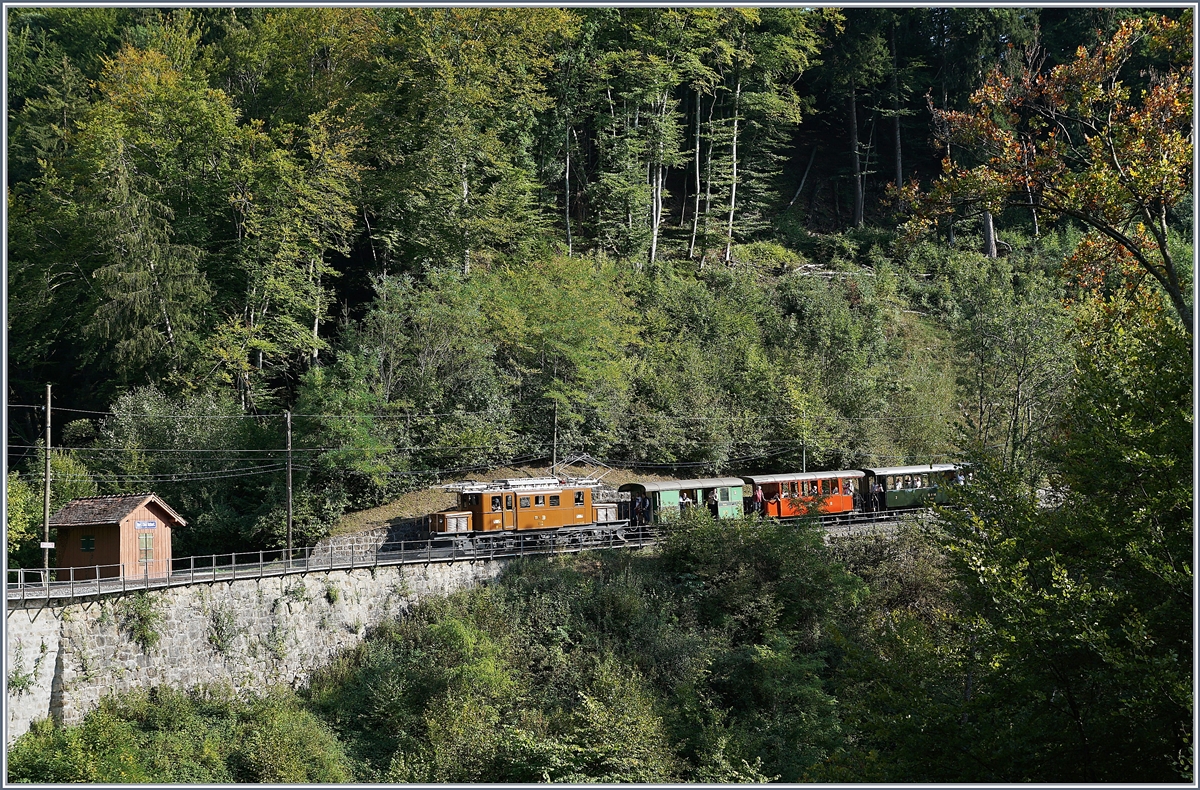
[861,464,958,509]
[618,477,745,523]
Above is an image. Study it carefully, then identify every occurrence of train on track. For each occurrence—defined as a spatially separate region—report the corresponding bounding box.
[427,463,961,546]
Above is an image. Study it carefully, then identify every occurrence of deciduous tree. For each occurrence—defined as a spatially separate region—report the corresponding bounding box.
[911,13,1193,330]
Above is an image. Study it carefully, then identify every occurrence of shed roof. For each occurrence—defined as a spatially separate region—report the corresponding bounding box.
[619,478,745,493]
[742,470,865,485]
[50,493,187,528]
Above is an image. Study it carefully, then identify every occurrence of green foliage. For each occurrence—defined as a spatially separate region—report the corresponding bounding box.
[5,9,1185,783]
[5,471,42,570]
[87,386,281,556]
[265,622,288,662]
[235,691,354,782]
[6,686,354,783]
[7,642,45,697]
[280,580,310,606]
[299,515,860,782]
[819,290,1192,783]
[207,602,241,655]
[16,447,101,548]
[116,592,164,652]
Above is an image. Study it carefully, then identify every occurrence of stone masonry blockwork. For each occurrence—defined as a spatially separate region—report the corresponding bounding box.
[6,558,509,743]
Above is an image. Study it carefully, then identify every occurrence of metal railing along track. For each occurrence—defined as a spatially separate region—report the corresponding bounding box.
[6,523,657,604]
[7,509,923,604]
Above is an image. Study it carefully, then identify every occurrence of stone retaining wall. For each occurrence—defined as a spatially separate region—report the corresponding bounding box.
[309,517,427,565]
[6,558,509,744]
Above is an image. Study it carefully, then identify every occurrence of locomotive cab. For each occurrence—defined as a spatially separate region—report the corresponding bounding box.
[434,477,604,533]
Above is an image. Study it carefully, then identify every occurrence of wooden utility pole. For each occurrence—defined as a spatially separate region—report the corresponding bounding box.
[42,384,51,578]
[285,411,293,563]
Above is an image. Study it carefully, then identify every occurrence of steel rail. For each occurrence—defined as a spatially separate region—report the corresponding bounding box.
[7,510,921,603]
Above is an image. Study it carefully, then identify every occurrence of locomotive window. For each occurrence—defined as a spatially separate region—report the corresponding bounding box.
[519,497,531,508]
[535,495,545,506]
[549,495,560,506]
[491,496,502,511]
[574,491,585,506]
[505,495,513,510]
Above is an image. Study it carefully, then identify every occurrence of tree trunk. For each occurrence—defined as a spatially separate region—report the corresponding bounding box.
[983,210,997,258]
[649,161,661,264]
[724,78,741,264]
[787,148,817,208]
[700,93,717,265]
[461,161,471,276]
[890,22,903,186]
[649,91,667,266]
[310,258,321,366]
[689,89,702,259]
[848,82,863,229]
[564,126,573,257]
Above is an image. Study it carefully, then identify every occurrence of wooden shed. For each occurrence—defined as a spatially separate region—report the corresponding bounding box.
[49,493,185,580]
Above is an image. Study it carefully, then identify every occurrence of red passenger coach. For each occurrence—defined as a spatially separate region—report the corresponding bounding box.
[742,471,864,518]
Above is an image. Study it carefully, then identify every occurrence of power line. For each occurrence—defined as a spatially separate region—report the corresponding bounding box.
[10,403,959,423]
[86,463,286,478]
[9,444,330,454]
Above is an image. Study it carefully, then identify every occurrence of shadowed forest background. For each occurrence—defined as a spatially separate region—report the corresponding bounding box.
[5,7,1193,782]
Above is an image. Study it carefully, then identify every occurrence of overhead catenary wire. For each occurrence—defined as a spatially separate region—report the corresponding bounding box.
[9,403,960,423]
[12,396,971,492]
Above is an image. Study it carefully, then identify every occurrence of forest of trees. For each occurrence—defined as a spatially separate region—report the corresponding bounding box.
[4,7,1192,782]
[8,6,1189,558]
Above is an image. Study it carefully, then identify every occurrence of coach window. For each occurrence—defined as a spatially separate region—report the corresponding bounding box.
[719,487,729,501]
[535,495,545,506]
[505,495,513,510]
[491,496,502,512]
[519,496,531,508]
[574,491,585,506]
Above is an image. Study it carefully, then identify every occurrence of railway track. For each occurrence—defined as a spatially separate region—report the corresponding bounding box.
[7,509,929,603]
